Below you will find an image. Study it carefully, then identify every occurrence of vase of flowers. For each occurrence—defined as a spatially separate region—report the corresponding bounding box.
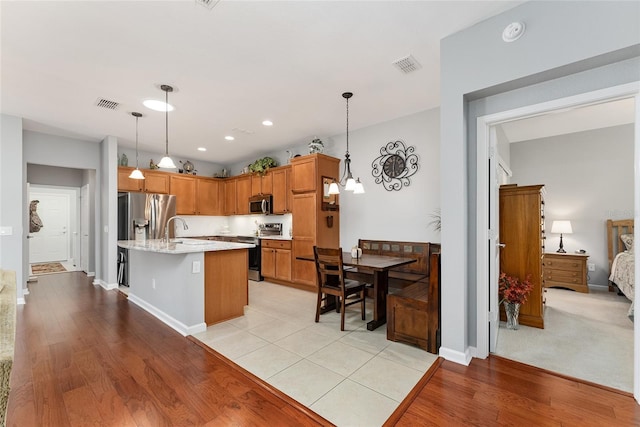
[499,272,533,330]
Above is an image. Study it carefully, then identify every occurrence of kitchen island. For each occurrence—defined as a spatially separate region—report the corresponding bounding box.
[117,238,254,336]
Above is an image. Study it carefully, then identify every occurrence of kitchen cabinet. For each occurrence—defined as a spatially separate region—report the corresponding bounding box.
[290,154,340,290]
[170,174,197,215]
[118,167,170,194]
[261,239,292,282]
[272,166,292,214]
[236,175,251,215]
[197,178,223,215]
[499,184,545,329]
[223,178,237,215]
[251,172,273,196]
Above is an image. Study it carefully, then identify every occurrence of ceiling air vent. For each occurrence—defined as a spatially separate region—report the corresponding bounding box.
[392,55,422,74]
[95,98,120,110]
[196,0,221,10]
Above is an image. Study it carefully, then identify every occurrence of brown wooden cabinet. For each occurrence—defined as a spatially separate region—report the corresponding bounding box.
[251,172,273,196]
[499,184,545,329]
[223,178,237,215]
[542,252,589,293]
[236,175,251,215]
[272,166,291,214]
[196,178,223,215]
[118,167,170,194]
[291,154,340,290]
[170,174,197,215]
[261,239,292,282]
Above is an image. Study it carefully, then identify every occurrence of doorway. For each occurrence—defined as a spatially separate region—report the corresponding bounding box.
[28,185,80,272]
[476,82,639,400]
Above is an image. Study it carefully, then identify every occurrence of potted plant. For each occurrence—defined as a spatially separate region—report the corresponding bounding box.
[249,157,277,176]
[499,272,533,330]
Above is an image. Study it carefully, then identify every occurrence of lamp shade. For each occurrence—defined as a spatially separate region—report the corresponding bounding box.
[551,220,572,234]
[129,168,145,180]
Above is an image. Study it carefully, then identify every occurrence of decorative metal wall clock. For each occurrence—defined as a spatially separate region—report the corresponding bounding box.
[371,140,419,191]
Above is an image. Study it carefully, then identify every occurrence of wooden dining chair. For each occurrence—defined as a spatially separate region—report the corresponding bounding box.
[313,246,366,331]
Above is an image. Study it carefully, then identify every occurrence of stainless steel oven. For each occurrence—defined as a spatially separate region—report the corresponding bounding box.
[235,235,262,281]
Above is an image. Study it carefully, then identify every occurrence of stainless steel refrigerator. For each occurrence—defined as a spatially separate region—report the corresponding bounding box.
[117,192,176,286]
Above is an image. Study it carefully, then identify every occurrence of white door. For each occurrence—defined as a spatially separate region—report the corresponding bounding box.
[29,192,71,263]
[488,129,501,352]
[80,184,90,272]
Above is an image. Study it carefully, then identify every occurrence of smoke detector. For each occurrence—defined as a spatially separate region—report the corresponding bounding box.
[502,22,526,42]
[392,54,422,74]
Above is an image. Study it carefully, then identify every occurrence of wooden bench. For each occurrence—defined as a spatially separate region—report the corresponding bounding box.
[387,252,441,353]
[358,239,440,290]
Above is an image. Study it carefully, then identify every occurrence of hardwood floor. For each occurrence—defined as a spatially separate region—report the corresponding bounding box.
[7,272,640,426]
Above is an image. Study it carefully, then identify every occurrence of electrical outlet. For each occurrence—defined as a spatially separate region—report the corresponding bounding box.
[192,261,201,274]
[152,278,156,289]
[588,263,595,272]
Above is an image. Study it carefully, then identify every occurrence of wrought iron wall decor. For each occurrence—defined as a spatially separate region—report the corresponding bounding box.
[371,140,419,191]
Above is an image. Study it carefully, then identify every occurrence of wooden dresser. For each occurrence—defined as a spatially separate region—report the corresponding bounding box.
[542,252,589,293]
[499,184,545,329]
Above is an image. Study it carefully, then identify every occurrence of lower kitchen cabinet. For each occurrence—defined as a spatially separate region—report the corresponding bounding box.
[261,239,292,282]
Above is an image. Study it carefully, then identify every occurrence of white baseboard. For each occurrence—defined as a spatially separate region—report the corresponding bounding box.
[17,297,25,305]
[127,293,206,336]
[86,271,95,277]
[439,346,472,366]
[93,279,118,290]
[23,287,30,295]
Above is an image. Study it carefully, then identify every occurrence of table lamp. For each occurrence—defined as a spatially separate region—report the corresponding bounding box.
[551,220,572,253]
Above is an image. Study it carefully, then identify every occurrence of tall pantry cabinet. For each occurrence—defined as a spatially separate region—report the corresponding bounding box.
[499,184,546,329]
[291,154,340,290]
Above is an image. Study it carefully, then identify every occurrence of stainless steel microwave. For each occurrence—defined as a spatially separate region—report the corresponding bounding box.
[249,194,273,214]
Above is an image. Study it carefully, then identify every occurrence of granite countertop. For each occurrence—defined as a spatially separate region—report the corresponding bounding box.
[259,235,292,241]
[117,239,254,254]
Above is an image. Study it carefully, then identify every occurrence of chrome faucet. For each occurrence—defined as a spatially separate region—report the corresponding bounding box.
[164,216,188,243]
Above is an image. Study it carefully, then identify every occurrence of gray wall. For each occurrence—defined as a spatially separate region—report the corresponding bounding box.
[510,124,634,286]
[440,0,640,358]
[0,115,24,300]
[27,164,83,187]
[117,146,225,178]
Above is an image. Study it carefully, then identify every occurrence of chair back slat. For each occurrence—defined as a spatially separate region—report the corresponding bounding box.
[314,246,345,290]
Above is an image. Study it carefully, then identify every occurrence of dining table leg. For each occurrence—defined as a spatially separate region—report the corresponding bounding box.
[367,271,389,331]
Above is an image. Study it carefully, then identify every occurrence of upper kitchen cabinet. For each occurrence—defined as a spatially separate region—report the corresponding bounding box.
[170,174,197,215]
[235,175,251,215]
[223,175,251,215]
[251,172,273,196]
[118,167,170,194]
[271,166,292,214]
[291,156,317,193]
[196,178,223,215]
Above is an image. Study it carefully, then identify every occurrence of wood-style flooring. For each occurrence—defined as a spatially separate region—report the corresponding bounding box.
[7,272,640,426]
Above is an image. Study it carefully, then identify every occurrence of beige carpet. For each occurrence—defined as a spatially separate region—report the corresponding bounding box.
[495,286,633,392]
[30,262,67,275]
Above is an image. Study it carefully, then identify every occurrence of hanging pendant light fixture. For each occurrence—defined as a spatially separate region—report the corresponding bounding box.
[128,112,145,180]
[328,91,364,195]
[157,84,177,169]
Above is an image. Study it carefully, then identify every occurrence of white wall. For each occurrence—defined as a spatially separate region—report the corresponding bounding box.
[331,108,441,249]
[440,0,640,361]
[510,124,634,286]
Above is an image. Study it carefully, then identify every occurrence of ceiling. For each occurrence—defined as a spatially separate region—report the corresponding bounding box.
[1,0,523,164]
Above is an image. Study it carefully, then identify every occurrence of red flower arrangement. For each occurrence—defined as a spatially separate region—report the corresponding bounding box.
[499,272,533,305]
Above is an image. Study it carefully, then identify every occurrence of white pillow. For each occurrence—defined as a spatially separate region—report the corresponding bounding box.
[620,234,634,253]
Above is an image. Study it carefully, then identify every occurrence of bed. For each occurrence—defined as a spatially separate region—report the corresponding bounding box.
[607,219,635,318]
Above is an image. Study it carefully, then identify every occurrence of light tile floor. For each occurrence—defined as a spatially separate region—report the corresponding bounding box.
[193,280,439,427]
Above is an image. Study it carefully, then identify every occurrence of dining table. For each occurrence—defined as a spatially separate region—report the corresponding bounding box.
[296,252,416,331]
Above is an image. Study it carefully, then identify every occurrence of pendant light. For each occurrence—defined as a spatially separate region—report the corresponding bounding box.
[157,84,177,169]
[128,112,145,180]
[328,91,364,195]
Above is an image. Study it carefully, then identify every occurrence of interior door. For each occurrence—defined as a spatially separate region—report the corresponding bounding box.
[489,128,512,352]
[29,191,71,263]
[80,184,90,272]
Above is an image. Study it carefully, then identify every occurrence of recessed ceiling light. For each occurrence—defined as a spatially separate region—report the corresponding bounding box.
[262,120,273,126]
[197,147,207,152]
[225,135,235,141]
[143,99,174,112]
